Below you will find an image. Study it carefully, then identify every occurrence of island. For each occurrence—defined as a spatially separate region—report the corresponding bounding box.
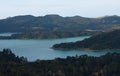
[0,49,120,76]
[52,30,120,50]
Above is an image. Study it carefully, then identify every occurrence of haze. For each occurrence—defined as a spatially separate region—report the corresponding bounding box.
[0,0,120,19]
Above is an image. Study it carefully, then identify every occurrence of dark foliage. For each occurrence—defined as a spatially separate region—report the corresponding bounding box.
[0,49,120,76]
[0,49,27,63]
[52,30,120,50]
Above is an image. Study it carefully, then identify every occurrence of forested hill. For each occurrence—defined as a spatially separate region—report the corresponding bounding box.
[0,30,100,39]
[0,49,120,76]
[0,15,120,32]
[52,30,120,50]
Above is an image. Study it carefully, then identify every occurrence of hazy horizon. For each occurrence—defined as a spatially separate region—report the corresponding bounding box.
[2,14,120,19]
[0,0,120,19]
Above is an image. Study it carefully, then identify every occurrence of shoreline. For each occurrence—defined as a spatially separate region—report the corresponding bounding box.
[52,47,120,51]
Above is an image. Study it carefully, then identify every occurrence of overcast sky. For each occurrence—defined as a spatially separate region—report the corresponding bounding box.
[0,0,120,19]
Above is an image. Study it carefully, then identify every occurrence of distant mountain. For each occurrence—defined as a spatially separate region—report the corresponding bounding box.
[0,15,120,33]
[52,30,120,50]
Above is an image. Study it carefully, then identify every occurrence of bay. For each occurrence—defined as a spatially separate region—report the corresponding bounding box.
[0,36,119,61]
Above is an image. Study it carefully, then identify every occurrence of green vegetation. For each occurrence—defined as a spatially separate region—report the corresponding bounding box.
[0,30,101,39]
[52,30,120,50]
[0,49,120,76]
[0,15,120,33]
[1,15,120,39]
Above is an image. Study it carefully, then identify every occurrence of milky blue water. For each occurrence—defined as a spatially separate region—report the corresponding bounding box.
[0,36,119,61]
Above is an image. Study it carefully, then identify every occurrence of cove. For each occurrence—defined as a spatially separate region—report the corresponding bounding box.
[0,36,120,61]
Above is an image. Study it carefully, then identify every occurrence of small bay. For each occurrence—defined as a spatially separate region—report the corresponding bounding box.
[0,35,120,61]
